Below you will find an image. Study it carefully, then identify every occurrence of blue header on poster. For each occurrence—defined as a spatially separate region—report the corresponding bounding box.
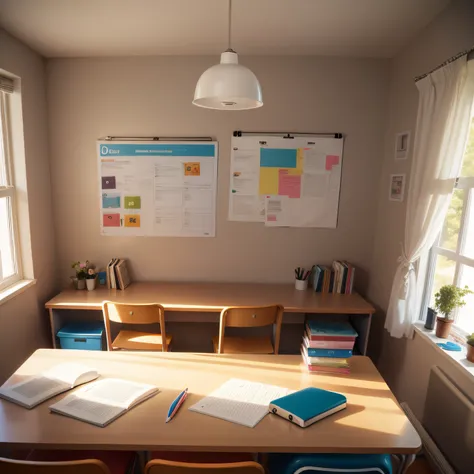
[99,143,215,157]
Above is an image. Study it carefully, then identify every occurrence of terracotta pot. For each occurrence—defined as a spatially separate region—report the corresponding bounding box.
[435,317,453,339]
[467,344,474,363]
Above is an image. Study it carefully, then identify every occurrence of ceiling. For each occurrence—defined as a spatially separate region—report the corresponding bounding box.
[0,0,450,58]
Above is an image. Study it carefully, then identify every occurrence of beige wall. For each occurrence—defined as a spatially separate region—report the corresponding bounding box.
[367,1,474,471]
[46,56,389,286]
[0,29,56,382]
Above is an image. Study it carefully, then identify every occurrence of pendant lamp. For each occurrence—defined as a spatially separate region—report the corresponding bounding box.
[193,0,263,110]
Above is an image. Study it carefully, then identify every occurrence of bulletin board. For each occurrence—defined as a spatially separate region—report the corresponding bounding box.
[98,140,218,237]
[228,134,344,228]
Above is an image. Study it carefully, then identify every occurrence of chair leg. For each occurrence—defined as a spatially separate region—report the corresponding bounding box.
[394,454,416,474]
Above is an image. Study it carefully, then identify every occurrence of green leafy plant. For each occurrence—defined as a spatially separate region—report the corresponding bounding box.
[434,285,472,321]
[467,333,474,347]
[71,261,90,280]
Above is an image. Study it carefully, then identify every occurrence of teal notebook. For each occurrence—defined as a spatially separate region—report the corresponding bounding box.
[269,387,347,428]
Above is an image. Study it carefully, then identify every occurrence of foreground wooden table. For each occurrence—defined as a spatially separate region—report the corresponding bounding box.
[0,349,420,456]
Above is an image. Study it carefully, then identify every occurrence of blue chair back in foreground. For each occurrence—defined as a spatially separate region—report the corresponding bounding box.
[268,454,392,474]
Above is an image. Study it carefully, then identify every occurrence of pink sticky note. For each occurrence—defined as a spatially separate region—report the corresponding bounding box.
[103,213,121,227]
[267,215,277,222]
[325,155,340,171]
[278,169,301,198]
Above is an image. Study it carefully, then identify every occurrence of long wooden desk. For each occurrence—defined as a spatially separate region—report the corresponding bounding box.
[0,349,420,456]
[46,282,375,314]
[45,282,376,354]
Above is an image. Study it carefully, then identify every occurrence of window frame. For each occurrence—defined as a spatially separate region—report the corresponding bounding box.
[421,178,474,336]
[0,91,22,290]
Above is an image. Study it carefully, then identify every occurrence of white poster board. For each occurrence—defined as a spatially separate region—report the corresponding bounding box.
[98,141,218,237]
[228,135,344,228]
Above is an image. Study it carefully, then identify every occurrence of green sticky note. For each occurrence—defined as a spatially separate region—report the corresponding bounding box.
[124,196,141,209]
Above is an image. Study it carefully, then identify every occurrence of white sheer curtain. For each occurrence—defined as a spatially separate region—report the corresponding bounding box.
[385,56,474,338]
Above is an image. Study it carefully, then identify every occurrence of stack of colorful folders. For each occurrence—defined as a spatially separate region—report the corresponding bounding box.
[301,320,358,375]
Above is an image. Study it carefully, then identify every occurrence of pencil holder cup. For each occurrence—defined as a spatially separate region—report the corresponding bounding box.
[295,279,308,291]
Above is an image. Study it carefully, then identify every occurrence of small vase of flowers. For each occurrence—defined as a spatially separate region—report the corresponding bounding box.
[71,261,89,290]
[86,267,98,291]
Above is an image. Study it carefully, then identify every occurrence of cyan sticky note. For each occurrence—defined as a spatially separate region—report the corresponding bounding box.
[102,194,120,208]
[260,149,297,168]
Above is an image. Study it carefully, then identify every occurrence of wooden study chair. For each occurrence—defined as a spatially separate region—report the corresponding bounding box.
[0,450,136,474]
[213,305,284,354]
[102,301,172,352]
[145,459,265,474]
[0,458,110,474]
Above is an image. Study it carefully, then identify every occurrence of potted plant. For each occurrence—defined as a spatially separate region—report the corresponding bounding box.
[86,267,98,291]
[434,285,472,338]
[466,334,474,363]
[71,261,89,290]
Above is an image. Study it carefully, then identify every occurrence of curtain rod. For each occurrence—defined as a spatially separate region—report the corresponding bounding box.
[414,45,474,82]
[101,136,213,142]
[233,131,343,139]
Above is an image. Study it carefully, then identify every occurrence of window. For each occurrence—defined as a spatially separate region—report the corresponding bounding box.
[425,115,474,334]
[0,89,21,290]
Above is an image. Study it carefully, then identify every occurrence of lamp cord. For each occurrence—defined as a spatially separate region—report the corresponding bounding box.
[228,0,232,51]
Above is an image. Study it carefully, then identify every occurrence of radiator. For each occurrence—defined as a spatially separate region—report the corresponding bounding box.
[400,402,455,474]
[422,366,474,474]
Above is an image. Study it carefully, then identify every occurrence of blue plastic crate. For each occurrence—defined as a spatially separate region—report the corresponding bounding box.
[57,322,105,351]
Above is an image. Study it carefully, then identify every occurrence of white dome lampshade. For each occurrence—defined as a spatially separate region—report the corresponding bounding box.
[193,51,263,110]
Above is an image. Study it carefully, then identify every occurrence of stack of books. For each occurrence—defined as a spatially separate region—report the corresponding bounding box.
[301,320,358,375]
[106,258,131,290]
[312,261,355,294]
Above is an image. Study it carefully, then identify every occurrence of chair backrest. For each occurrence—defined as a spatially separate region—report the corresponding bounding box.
[217,305,284,354]
[0,457,110,474]
[102,302,167,351]
[145,459,265,474]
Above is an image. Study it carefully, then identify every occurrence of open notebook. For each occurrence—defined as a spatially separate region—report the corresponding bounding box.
[0,363,98,409]
[49,378,158,427]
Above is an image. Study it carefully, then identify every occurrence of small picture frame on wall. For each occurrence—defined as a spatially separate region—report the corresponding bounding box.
[395,131,410,160]
[389,174,406,202]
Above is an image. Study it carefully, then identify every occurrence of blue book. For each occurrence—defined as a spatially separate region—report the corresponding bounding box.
[269,387,347,428]
[312,266,321,292]
[306,348,353,358]
[306,320,358,338]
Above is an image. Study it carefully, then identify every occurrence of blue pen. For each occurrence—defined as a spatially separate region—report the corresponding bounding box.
[166,388,188,423]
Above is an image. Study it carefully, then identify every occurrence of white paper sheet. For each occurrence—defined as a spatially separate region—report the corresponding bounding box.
[264,195,290,227]
[228,135,343,228]
[302,173,329,198]
[189,379,290,428]
[99,141,218,237]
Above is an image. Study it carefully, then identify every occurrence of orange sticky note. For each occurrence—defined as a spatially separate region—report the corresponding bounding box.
[124,214,140,227]
[184,162,200,176]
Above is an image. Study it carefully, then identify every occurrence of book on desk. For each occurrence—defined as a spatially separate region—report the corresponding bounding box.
[106,258,131,290]
[0,363,98,409]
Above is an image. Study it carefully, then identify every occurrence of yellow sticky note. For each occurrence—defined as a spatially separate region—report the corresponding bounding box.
[124,214,140,227]
[296,148,304,172]
[259,168,279,195]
